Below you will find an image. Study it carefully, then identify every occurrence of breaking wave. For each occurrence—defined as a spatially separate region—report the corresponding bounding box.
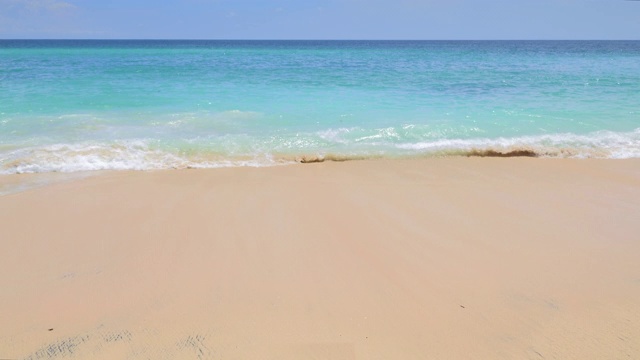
[395,129,640,159]
[1,128,639,174]
[0,140,286,174]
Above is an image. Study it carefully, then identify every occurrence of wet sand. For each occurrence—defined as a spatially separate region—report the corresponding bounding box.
[1,158,639,359]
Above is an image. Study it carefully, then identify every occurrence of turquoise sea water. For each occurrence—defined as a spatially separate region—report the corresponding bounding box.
[1,40,639,173]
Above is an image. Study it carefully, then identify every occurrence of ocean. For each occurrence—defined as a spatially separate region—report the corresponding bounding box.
[1,40,639,174]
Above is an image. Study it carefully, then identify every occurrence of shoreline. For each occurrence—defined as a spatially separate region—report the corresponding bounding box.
[1,158,639,359]
[1,155,638,196]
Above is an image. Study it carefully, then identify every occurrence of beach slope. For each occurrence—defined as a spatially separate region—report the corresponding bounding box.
[1,158,639,359]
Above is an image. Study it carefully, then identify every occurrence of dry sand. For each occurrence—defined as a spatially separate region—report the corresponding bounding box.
[1,158,639,359]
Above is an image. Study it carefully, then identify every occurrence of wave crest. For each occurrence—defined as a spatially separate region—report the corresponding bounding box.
[1,128,639,174]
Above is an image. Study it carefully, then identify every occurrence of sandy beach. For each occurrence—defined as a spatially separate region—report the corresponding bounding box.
[1,158,639,359]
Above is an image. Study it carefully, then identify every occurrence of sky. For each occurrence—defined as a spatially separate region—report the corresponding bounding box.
[0,0,639,40]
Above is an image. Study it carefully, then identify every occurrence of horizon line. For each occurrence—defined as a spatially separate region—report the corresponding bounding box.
[2,38,640,41]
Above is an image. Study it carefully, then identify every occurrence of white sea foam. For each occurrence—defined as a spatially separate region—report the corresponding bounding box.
[317,128,354,143]
[1,129,640,174]
[355,127,400,142]
[0,140,282,174]
[396,129,640,159]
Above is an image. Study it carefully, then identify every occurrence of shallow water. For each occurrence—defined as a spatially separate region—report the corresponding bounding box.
[1,40,639,173]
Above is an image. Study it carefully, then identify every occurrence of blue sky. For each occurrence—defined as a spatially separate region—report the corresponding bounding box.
[1,0,639,39]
